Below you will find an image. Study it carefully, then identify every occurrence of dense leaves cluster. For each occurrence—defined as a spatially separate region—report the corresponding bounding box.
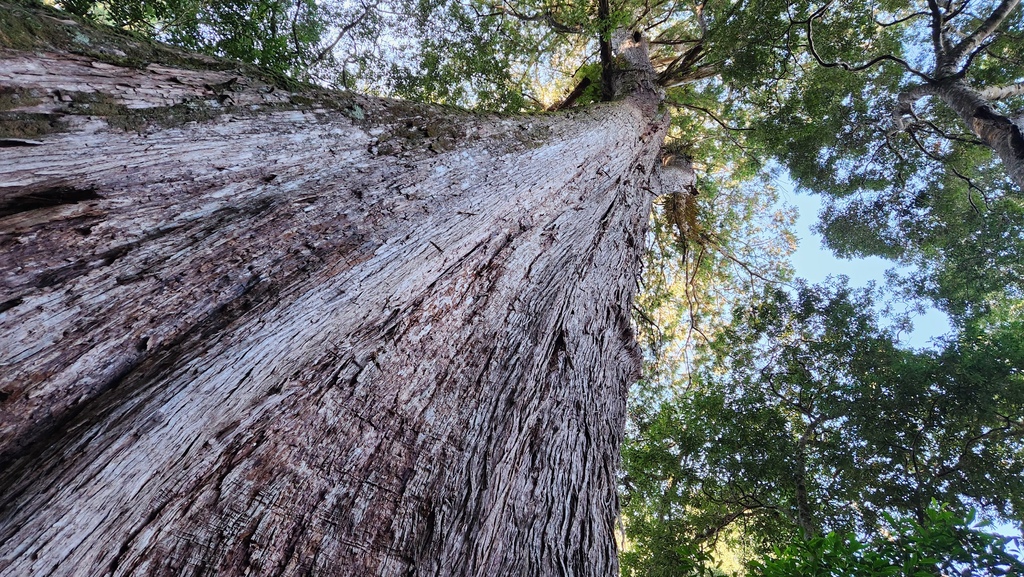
[753,505,1024,577]
[55,0,547,108]
[625,281,1024,573]
[739,0,1024,323]
[59,0,332,73]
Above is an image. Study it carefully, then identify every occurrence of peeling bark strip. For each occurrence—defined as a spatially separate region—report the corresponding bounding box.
[0,7,671,576]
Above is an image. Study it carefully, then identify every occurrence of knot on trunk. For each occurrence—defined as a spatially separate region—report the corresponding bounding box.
[657,154,699,244]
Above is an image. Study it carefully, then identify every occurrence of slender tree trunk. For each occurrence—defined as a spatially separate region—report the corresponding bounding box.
[942,82,1024,190]
[0,4,672,575]
[792,446,818,541]
[903,80,1024,190]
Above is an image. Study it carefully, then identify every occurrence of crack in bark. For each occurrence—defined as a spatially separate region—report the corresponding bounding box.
[0,184,99,218]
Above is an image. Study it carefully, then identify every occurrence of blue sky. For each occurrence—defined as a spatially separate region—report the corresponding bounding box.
[779,182,953,350]
[780,182,1022,542]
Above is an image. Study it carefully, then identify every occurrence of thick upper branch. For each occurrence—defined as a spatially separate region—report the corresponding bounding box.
[948,0,1021,64]
[897,80,1024,189]
[979,82,1024,101]
[925,0,950,61]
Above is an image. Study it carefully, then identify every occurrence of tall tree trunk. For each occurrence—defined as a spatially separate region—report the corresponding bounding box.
[792,446,818,541]
[0,4,672,575]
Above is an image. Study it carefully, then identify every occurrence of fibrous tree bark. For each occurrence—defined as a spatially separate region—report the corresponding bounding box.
[0,2,675,575]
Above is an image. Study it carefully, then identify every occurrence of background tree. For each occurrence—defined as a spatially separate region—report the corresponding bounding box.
[622,280,1024,574]
[752,504,1024,577]
[745,0,1024,322]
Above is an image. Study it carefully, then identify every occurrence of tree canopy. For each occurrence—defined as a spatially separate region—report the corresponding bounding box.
[624,280,1024,573]
[39,0,1024,572]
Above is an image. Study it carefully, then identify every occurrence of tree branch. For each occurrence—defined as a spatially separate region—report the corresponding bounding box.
[660,64,719,87]
[648,37,703,46]
[979,82,1024,100]
[957,38,995,77]
[301,1,375,73]
[944,0,970,22]
[700,232,785,285]
[875,11,929,27]
[692,508,759,543]
[925,0,951,60]
[912,117,987,146]
[290,0,303,59]
[948,0,1021,64]
[629,0,675,30]
[935,423,1022,478]
[485,2,584,34]
[905,130,988,211]
[598,0,613,100]
[548,77,592,110]
[655,41,706,85]
[893,83,941,131]
[802,2,934,83]
[676,102,752,132]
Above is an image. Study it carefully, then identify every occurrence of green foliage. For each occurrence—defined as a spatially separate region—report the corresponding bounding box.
[623,278,1024,574]
[372,0,538,111]
[58,0,331,74]
[739,0,1024,321]
[750,504,1024,577]
[633,162,795,406]
[620,517,716,577]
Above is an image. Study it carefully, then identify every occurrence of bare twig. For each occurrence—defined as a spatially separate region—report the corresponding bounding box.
[875,11,929,27]
[676,102,752,132]
[923,121,986,146]
[648,37,703,46]
[301,1,376,73]
[905,130,988,209]
[700,232,784,286]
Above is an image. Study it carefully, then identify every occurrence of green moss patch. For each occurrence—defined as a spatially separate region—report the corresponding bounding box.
[0,112,64,139]
[0,87,42,112]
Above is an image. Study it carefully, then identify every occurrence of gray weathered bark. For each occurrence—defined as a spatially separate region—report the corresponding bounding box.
[0,4,672,575]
